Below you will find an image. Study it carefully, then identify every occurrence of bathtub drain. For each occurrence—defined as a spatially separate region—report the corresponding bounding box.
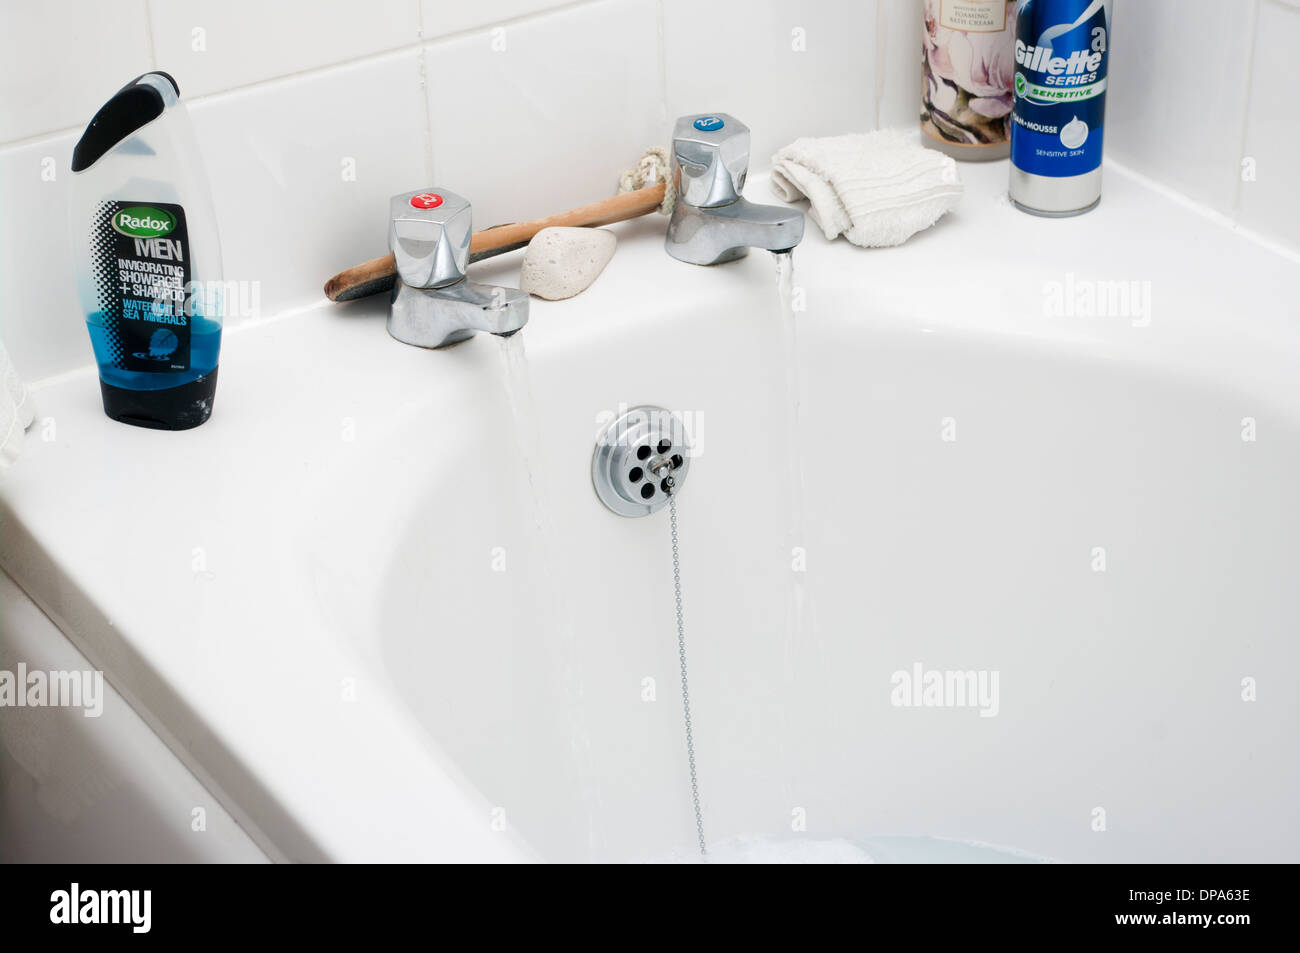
[591,405,690,517]
[668,489,707,857]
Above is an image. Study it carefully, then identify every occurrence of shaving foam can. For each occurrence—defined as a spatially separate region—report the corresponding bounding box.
[1009,0,1113,216]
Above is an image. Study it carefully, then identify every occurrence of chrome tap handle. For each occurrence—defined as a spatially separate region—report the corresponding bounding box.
[388,188,472,290]
[671,113,751,209]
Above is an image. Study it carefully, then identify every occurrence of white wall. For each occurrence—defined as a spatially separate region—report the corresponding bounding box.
[1106,0,1300,247]
[0,0,1293,384]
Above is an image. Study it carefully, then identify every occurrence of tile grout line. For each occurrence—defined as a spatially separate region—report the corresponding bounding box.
[1230,0,1263,219]
[142,0,159,71]
[654,0,668,128]
[174,0,610,103]
[873,1,887,131]
[0,0,610,151]
[0,127,81,153]
[415,4,436,186]
[193,0,611,105]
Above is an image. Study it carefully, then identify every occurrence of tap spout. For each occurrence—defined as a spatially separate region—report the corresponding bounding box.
[665,196,805,266]
[388,277,529,349]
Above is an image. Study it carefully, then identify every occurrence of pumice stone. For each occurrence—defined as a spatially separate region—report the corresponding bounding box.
[519,226,617,300]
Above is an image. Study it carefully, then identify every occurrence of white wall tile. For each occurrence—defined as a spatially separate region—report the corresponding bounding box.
[0,0,153,143]
[188,50,431,319]
[148,0,421,99]
[0,135,88,381]
[875,0,923,131]
[662,0,878,169]
[1237,0,1300,248]
[420,0,571,38]
[424,0,663,229]
[1106,0,1256,215]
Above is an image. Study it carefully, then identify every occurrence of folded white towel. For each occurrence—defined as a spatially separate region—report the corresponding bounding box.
[771,129,964,248]
[1,338,35,477]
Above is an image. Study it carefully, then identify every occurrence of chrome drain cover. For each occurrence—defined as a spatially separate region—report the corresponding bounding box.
[592,405,691,517]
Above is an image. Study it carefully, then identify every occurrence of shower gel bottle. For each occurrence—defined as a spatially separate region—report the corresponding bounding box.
[70,72,223,429]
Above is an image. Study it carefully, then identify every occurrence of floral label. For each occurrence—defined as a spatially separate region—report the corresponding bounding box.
[923,0,1017,149]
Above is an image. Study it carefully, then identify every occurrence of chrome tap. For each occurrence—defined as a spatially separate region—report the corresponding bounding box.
[387,188,529,348]
[665,114,804,265]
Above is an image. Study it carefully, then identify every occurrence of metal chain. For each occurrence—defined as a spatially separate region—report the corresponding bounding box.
[668,491,706,857]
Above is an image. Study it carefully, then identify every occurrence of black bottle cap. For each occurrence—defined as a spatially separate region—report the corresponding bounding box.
[99,368,218,431]
[71,71,182,173]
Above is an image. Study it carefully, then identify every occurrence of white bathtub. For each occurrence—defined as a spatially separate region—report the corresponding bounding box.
[2,163,1298,862]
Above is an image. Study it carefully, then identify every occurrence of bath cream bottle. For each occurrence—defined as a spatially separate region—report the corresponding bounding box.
[922,0,1017,160]
[70,72,224,430]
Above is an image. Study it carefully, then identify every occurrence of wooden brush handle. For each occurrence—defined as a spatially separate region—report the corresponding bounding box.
[325,183,667,302]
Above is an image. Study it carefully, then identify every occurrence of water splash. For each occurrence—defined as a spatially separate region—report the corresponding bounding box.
[663,834,874,864]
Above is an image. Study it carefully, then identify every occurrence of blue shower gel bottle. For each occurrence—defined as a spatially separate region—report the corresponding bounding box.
[71,72,223,429]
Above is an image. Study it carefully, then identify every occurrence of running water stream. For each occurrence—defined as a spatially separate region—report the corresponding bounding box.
[496,333,552,538]
[774,252,809,612]
[773,251,821,809]
[495,333,605,854]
